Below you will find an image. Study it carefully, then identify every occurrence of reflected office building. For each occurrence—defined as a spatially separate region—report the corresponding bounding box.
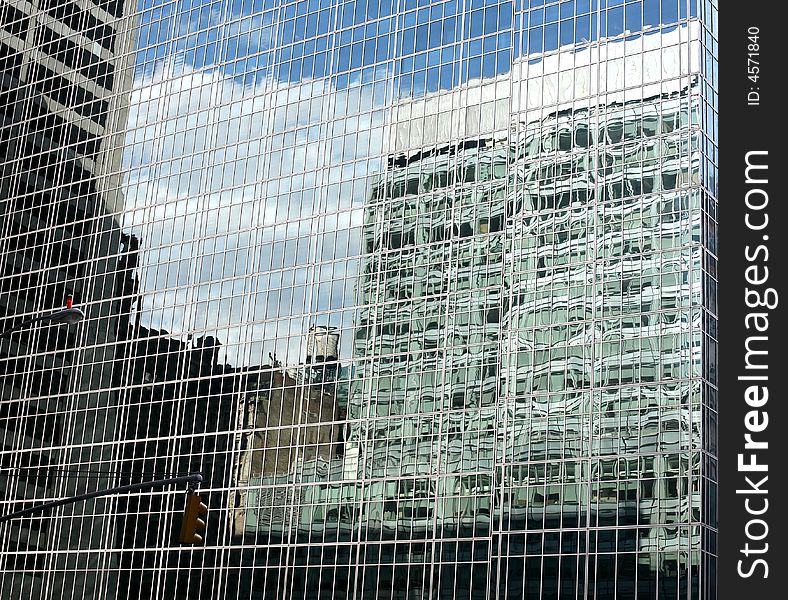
[0,0,138,598]
[1,1,717,599]
[231,25,716,600]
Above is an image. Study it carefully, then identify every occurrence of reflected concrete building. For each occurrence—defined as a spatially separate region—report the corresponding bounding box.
[231,364,344,538]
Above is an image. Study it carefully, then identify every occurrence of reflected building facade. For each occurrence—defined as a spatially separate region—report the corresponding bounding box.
[1,1,717,599]
[1,0,138,598]
[320,53,709,598]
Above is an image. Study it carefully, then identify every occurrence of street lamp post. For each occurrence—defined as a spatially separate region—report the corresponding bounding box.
[0,299,206,539]
[0,297,85,339]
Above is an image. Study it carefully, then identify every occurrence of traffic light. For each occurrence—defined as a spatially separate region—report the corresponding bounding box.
[179,492,208,544]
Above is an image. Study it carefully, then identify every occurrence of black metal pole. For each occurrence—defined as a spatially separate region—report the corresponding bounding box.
[0,473,203,523]
[0,307,85,339]
[0,315,51,339]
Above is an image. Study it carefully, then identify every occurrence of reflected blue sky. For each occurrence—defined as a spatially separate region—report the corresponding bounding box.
[133,0,697,90]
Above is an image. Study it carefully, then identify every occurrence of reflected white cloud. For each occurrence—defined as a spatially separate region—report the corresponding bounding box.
[121,61,387,366]
[121,24,695,368]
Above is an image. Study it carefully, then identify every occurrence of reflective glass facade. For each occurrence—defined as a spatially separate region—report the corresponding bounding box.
[1,1,718,599]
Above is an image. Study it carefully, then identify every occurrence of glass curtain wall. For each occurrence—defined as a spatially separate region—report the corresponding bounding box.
[0,1,718,599]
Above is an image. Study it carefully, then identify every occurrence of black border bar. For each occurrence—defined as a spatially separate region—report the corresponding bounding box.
[719,2,785,598]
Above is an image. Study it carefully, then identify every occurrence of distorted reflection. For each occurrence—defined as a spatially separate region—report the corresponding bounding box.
[108,3,712,599]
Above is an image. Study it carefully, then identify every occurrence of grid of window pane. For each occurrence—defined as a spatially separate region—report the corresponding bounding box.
[0,1,717,599]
